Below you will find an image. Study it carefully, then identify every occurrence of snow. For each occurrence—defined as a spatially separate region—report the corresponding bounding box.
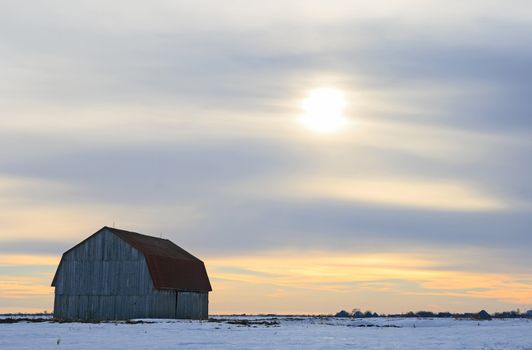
[1,316,531,349]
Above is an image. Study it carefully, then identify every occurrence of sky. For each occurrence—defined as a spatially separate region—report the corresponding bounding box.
[1,0,532,314]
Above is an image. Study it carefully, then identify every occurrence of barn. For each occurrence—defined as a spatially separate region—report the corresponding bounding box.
[51,226,212,321]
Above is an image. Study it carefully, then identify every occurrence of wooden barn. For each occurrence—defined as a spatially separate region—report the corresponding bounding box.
[51,226,212,321]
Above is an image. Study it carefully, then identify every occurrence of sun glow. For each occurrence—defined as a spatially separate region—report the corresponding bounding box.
[299,87,348,133]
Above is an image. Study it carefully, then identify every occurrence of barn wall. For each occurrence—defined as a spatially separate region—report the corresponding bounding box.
[53,229,208,320]
[176,292,209,319]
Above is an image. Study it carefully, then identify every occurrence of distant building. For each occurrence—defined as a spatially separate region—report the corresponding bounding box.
[52,226,212,321]
[526,310,532,317]
[476,310,492,320]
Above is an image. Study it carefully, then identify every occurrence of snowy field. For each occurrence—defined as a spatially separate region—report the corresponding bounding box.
[2,316,532,350]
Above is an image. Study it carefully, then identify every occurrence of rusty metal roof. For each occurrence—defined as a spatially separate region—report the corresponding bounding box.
[52,226,212,292]
[108,227,212,292]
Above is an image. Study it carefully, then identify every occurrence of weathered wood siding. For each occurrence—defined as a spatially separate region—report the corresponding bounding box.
[177,292,209,319]
[53,229,208,320]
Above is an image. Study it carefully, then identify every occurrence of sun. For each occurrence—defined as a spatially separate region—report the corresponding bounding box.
[299,87,348,133]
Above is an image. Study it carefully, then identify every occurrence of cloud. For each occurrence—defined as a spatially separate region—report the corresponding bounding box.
[252,176,506,211]
[2,2,532,131]
[1,0,532,313]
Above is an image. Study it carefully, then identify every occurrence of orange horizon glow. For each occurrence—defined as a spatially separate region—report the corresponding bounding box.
[1,251,530,314]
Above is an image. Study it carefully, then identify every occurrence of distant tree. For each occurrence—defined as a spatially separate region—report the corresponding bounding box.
[335,310,350,318]
[352,310,364,318]
[363,311,374,318]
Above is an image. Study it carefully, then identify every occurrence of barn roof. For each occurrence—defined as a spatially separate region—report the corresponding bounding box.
[51,226,212,292]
